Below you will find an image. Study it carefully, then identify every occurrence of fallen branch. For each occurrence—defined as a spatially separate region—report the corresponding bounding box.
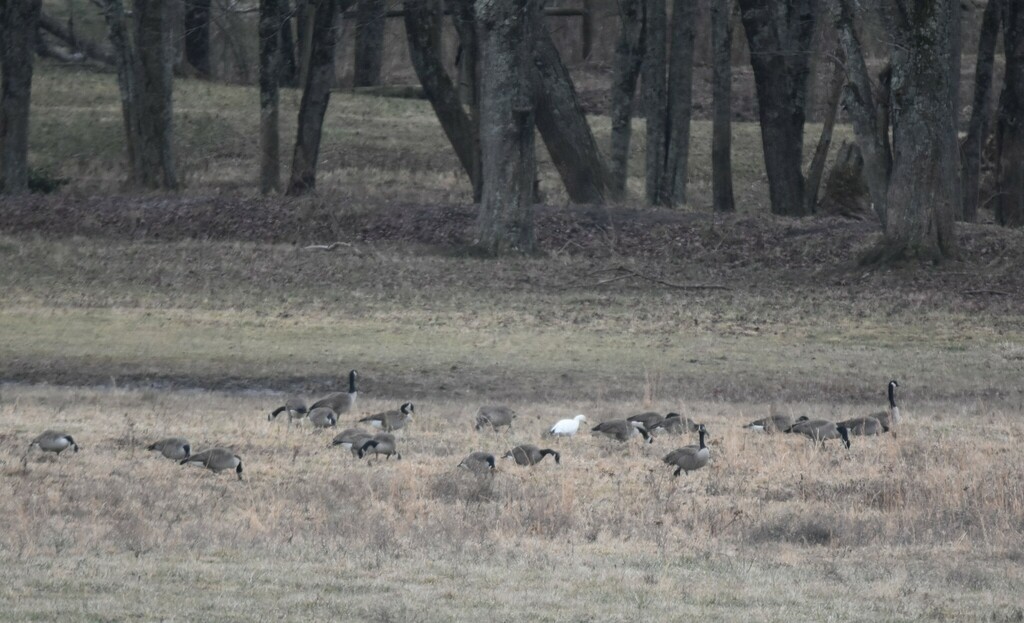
[303,242,352,251]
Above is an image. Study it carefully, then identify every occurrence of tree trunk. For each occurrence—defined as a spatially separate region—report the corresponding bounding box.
[710,0,733,212]
[663,0,695,205]
[609,0,643,195]
[867,0,959,263]
[184,0,211,77]
[404,0,481,200]
[804,47,844,215]
[98,0,143,186]
[641,0,667,205]
[996,0,1024,227]
[260,0,281,194]
[738,0,815,216]
[134,0,178,189]
[279,0,299,87]
[449,0,479,113]
[530,7,619,204]
[0,0,42,194]
[353,0,385,87]
[287,0,342,196]
[962,0,1000,223]
[475,0,537,256]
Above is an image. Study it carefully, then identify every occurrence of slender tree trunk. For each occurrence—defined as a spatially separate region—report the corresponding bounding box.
[260,0,282,194]
[804,47,845,215]
[184,0,211,77]
[0,0,42,194]
[404,0,481,200]
[641,0,667,205]
[996,0,1024,227]
[609,0,643,195]
[98,0,143,186]
[287,0,343,196]
[962,0,1000,223]
[135,0,178,189]
[353,0,385,87]
[475,0,537,256]
[710,0,733,212]
[663,0,695,205]
[279,0,299,87]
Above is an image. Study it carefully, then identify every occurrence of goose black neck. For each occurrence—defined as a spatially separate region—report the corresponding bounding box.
[698,430,707,449]
[348,371,357,394]
[888,382,897,408]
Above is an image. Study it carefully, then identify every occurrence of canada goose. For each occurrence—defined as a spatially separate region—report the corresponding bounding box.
[785,419,851,449]
[181,448,243,480]
[331,428,375,457]
[743,414,808,433]
[627,412,665,430]
[548,414,587,437]
[591,419,653,443]
[359,402,414,432]
[358,433,401,462]
[147,437,191,460]
[475,405,516,432]
[649,413,699,435]
[503,444,560,466]
[309,370,359,416]
[268,397,308,426]
[837,415,886,435]
[870,380,901,429]
[458,451,497,474]
[663,424,711,476]
[29,430,79,455]
[308,407,338,429]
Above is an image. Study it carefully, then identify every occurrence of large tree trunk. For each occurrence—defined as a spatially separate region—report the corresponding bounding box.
[609,0,643,195]
[353,0,385,87]
[184,0,211,77]
[404,0,481,200]
[710,0,733,212]
[260,0,282,194]
[738,0,815,217]
[867,0,959,263]
[475,0,537,256]
[962,0,1000,223]
[0,0,42,194]
[134,0,178,189]
[449,0,479,111]
[641,0,667,205]
[803,47,845,215]
[996,0,1024,227]
[530,9,619,204]
[279,0,299,87]
[287,0,342,196]
[663,0,695,205]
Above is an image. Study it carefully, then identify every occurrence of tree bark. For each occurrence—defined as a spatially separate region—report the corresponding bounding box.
[962,0,1000,223]
[98,0,143,186]
[260,0,282,194]
[1,0,42,194]
[287,0,343,196]
[353,0,385,87]
[804,47,845,215]
[475,0,537,256]
[710,0,734,212]
[404,0,481,200]
[184,0,212,77]
[609,0,643,195]
[134,0,178,189]
[663,0,696,206]
[996,0,1024,227]
[448,0,479,111]
[279,0,299,87]
[641,0,667,205]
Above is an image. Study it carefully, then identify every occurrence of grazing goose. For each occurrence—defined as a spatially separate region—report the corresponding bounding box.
[503,444,560,466]
[548,414,587,437]
[591,419,653,443]
[474,405,516,432]
[743,414,808,433]
[358,433,401,462]
[309,370,359,416]
[359,402,414,432]
[785,419,851,449]
[627,412,665,430]
[268,397,308,426]
[870,380,901,429]
[308,407,338,429]
[458,452,497,474]
[649,413,699,435]
[147,437,191,460]
[331,428,375,457]
[181,449,243,479]
[837,415,885,436]
[29,430,79,455]
[663,424,711,476]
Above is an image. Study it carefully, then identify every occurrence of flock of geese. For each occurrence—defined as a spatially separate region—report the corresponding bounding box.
[25,371,902,481]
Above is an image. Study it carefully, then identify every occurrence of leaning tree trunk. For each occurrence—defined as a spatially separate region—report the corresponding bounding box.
[0,0,42,194]
[962,0,1000,223]
[260,0,282,194]
[663,0,696,206]
[609,0,643,195]
[287,0,342,196]
[475,0,537,256]
[641,0,667,205]
[996,0,1024,227]
[803,47,845,215]
[353,0,385,87]
[738,0,815,217]
[134,0,178,189]
[710,0,733,212]
[867,0,959,263]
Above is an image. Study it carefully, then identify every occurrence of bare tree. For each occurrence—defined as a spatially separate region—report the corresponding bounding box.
[803,47,845,215]
[260,0,282,194]
[710,0,733,212]
[641,0,666,204]
[996,0,1024,227]
[962,0,1001,223]
[184,0,211,77]
[1,0,42,194]
[353,0,386,86]
[609,0,643,194]
[279,0,299,86]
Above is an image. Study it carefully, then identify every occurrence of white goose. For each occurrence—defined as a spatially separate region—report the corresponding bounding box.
[548,414,587,437]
